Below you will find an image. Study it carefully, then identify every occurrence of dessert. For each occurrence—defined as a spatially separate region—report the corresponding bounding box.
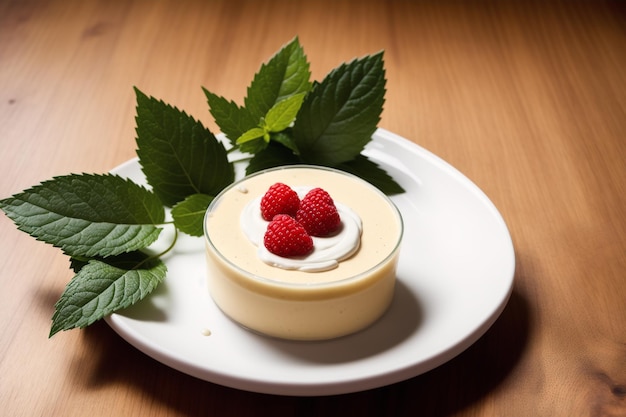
[204,165,403,340]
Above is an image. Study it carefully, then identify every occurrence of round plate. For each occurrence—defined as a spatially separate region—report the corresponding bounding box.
[105,128,515,396]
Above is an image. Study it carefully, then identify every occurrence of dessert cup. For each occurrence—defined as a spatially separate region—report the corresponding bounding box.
[204,165,403,341]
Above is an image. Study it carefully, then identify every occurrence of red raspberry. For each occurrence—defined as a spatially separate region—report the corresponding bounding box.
[260,183,300,221]
[264,214,313,257]
[296,188,341,237]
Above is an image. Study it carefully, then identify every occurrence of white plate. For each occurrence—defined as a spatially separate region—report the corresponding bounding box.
[105,128,515,396]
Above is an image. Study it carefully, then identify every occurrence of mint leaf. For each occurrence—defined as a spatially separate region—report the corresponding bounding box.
[69,257,89,273]
[0,174,164,257]
[203,89,257,146]
[292,52,386,165]
[236,127,266,145]
[264,93,306,132]
[245,37,311,121]
[135,87,234,206]
[237,135,269,155]
[69,251,160,273]
[337,155,405,195]
[270,130,300,155]
[50,254,166,336]
[171,193,213,237]
[236,94,305,151]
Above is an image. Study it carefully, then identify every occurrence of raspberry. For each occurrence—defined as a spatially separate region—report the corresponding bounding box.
[264,214,313,257]
[296,188,341,237]
[260,183,300,221]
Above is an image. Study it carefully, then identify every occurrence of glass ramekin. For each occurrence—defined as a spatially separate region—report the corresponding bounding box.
[204,165,403,341]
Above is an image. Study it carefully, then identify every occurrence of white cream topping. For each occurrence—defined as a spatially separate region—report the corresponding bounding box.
[240,186,362,272]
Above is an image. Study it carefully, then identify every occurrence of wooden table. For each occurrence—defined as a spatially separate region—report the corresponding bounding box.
[1,1,624,415]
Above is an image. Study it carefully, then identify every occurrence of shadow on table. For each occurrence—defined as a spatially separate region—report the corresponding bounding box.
[389,287,532,415]
[72,280,530,417]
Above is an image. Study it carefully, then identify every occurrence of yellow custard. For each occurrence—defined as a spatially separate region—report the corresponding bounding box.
[204,165,403,340]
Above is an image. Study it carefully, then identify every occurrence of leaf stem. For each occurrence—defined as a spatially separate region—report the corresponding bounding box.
[157,226,179,258]
[135,226,179,270]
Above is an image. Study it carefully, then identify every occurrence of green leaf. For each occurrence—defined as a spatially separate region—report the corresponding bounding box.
[0,174,164,257]
[238,136,269,155]
[236,127,266,145]
[337,155,405,195]
[292,51,386,165]
[171,193,213,237]
[264,93,306,132]
[50,254,166,336]
[69,251,161,273]
[245,142,301,176]
[69,257,89,273]
[203,88,257,146]
[134,87,234,207]
[270,130,300,155]
[245,37,312,121]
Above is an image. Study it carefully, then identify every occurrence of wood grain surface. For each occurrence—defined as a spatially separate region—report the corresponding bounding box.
[1,0,624,416]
